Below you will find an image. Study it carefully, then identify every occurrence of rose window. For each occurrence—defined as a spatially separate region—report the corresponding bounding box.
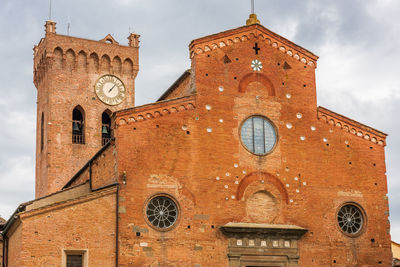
[146,196,178,230]
[337,204,364,236]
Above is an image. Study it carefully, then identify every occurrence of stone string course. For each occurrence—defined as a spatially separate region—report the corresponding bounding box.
[116,96,196,126]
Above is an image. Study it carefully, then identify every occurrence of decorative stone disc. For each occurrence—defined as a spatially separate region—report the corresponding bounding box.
[251,59,263,71]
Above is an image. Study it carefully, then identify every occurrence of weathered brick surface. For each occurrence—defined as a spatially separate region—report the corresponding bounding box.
[113,24,391,266]
[5,21,391,267]
[91,144,117,190]
[66,143,117,190]
[6,224,22,267]
[6,188,116,267]
[34,22,139,198]
[68,167,90,188]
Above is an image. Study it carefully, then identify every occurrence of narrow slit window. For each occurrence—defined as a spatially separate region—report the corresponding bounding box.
[40,112,44,151]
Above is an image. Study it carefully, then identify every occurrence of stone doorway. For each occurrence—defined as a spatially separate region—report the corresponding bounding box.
[220,223,307,267]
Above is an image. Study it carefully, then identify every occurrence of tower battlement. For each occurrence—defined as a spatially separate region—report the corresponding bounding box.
[34,21,139,88]
[34,20,140,198]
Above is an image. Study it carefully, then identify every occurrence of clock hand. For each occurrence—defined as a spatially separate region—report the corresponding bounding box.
[108,84,116,93]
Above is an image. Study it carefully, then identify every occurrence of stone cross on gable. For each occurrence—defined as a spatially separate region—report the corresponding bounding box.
[253,43,260,55]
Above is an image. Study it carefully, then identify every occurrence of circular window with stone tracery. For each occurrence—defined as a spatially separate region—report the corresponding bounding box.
[337,203,365,236]
[145,195,179,230]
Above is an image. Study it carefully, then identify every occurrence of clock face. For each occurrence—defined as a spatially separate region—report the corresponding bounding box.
[95,75,126,106]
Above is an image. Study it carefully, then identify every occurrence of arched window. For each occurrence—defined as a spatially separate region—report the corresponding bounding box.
[40,112,44,151]
[72,106,85,144]
[102,110,112,145]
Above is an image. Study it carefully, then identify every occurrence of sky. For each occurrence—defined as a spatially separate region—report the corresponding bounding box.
[0,0,399,241]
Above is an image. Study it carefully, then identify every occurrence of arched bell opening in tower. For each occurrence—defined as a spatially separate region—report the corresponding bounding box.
[102,110,112,146]
[72,106,85,144]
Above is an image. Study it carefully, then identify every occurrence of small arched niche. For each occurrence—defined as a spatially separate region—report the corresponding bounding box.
[53,47,63,69]
[101,55,111,73]
[246,190,279,223]
[238,73,275,96]
[89,53,99,72]
[122,58,133,76]
[112,56,122,74]
[77,51,87,71]
[65,49,75,71]
[236,172,287,224]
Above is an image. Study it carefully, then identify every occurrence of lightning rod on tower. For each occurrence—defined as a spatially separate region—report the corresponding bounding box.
[49,0,52,20]
[67,16,71,35]
[246,0,260,25]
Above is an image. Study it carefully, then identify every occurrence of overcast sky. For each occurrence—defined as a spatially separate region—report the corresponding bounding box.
[0,0,399,242]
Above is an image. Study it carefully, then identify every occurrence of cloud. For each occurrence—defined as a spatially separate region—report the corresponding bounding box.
[0,155,35,220]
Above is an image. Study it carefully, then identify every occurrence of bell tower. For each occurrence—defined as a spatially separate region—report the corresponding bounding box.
[33,20,140,198]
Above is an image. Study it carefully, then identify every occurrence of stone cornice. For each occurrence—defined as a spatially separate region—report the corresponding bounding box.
[318,106,387,146]
[115,95,196,126]
[220,222,307,239]
[18,186,117,219]
[189,24,318,68]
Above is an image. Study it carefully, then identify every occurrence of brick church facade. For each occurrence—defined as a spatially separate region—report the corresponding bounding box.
[0,14,393,266]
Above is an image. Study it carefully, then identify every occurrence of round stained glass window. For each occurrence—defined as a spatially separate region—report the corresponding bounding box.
[146,195,178,230]
[337,204,365,236]
[240,116,277,155]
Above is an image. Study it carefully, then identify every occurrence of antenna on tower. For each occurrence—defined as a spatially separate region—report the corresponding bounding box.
[67,16,71,35]
[49,0,52,20]
[246,0,260,25]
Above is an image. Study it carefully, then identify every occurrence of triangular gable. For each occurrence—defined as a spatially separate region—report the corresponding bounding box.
[157,70,194,101]
[99,34,119,45]
[189,24,318,68]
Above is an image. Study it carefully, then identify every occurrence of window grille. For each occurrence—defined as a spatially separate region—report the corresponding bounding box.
[337,204,364,236]
[146,196,178,230]
[66,254,83,267]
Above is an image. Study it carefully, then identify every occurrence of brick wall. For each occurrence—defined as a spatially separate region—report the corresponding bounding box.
[5,22,390,267]
[7,224,22,267]
[6,188,117,267]
[34,23,139,198]
[112,24,391,266]
[91,144,117,190]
